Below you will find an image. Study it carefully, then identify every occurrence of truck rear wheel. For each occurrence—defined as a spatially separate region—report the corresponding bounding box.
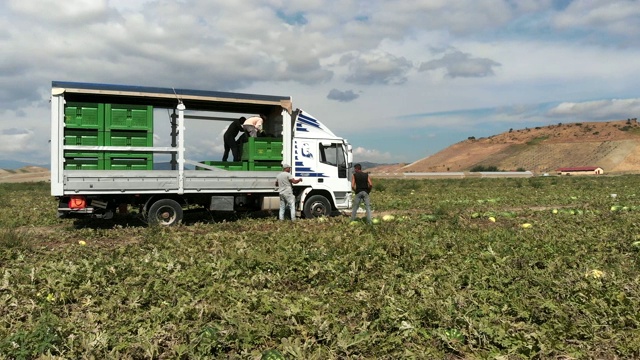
[147,199,183,226]
[303,195,331,218]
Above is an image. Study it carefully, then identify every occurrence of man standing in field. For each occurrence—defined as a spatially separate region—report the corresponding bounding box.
[351,163,373,224]
[275,164,302,221]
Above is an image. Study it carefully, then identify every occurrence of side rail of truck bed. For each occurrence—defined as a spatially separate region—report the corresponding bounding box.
[62,169,279,195]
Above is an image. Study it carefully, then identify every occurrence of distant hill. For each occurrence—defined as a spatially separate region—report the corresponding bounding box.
[370,119,640,175]
[0,159,48,170]
[0,166,49,183]
[358,161,401,171]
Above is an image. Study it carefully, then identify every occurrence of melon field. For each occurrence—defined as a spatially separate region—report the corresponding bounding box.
[1,176,640,359]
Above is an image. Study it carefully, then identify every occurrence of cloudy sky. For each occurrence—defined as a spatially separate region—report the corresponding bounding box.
[2,0,640,166]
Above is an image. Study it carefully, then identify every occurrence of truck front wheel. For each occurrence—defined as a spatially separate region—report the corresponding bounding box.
[147,199,183,226]
[303,195,331,218]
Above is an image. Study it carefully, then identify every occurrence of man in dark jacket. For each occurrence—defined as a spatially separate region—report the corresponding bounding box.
[350,163,373,224]
[222,117,245,162]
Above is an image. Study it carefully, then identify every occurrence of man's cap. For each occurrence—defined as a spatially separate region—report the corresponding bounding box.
[282,163,291,169]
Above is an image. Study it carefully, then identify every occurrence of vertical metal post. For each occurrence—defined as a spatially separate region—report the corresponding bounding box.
[177,103,186,194]
[170,109,177,170]
[50,91,65,196]
[282,108,292,168]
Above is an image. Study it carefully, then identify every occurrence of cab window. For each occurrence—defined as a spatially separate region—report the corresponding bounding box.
[319,143,347,178]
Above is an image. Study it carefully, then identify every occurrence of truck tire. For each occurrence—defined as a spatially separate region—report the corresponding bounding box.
[147,199,183,226]
[303,195,331,218]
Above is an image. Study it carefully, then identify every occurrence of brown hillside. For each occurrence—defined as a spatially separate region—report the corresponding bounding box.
[0,166,50,183]
[381,119,640,174]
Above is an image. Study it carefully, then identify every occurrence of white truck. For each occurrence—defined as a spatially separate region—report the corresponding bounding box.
[50,81,353,225]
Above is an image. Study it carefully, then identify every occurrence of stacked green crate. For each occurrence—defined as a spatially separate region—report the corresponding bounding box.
[63,103,105,169]
[105,130,153,147]
[105,104,154,130]
[104,153,154,170]
[64,151,104,170]
[242,137,283,171]
[63,103,154,170]
[248,161,282,171]
[64,128,104,146]
[104,104,154,170]
[65,103,104,129]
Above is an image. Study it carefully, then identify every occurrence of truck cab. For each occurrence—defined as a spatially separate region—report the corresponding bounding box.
[292,110,352,217]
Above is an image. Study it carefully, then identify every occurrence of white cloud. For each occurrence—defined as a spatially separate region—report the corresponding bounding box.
[553,0,640,37]
[372,1,514,36]
[419,50,501,78]
[547,98,640,120]
[352,146,393,162]
[2,0,640,165]
[0,128,35,153]
[341,51,413,85]
[107,0,150,13]
[8,0,110,24]
[327,89,360,102]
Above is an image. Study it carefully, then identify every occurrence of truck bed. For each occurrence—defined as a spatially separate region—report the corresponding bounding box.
[62,170,279,194]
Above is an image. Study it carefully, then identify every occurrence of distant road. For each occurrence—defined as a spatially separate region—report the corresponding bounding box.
[370,171,534,179]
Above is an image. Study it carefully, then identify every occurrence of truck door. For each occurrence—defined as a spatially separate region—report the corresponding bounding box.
[294,140,346,183]
[317,141,348,184]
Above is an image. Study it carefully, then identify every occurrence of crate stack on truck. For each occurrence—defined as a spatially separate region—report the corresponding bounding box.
[242,137,283,170]
[198,137,284,171]
[63,103,154,170]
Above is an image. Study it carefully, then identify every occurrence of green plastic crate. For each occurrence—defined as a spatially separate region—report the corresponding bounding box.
[64,102,105,129]
[196,161,248,171]
[105,130,153,147]
[105,152,154,170]
[249,161,282,171]
[105,104,154,131]
[241,137,283,161]
[64,129,103,146]
[64,151,104,170]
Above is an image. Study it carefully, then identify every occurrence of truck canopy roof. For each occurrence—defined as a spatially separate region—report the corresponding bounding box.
[52,81,292,114]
